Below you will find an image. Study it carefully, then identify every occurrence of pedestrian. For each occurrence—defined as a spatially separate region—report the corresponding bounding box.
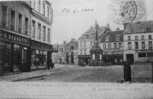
[47,59,51,70]
[50,60,55,70]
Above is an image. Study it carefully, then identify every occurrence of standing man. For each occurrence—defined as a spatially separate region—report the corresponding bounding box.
[47,59,54,71]
[50,59,55,70]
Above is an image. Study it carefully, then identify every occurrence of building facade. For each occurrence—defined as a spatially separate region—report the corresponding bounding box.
[65,39,78,65]
[100,30,124,65]
[78,24,110,65]
[123,21,153,64]
[0,0,53,73]
[52,42,67,64]
[0,1,32,72]
[52,39,78,65]
[30,0,53,69]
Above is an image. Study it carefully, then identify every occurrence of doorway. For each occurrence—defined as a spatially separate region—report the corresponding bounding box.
[126,54,134,64]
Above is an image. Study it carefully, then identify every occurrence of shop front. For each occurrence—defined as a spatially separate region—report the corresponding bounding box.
[78,55,90,66]
[31,40,52,70]
[0,30,31,73]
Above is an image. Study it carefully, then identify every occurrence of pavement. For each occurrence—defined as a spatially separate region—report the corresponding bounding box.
[0,64,152,83]
[0,82,153,99]
[0,64,153,99]
[0,64,122,82]
[0,64,66,81]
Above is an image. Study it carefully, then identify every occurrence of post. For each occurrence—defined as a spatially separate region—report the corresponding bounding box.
[10,44,14,72]
[25,47,31,72]
[0,42,4,75]
[124,61,132,82]
[152,62,153,83]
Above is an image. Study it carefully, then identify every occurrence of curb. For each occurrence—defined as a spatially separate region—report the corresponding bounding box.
[13,74,47,81]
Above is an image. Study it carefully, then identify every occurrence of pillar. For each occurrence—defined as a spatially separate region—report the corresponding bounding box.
[152,62,153,83]
[10,43,14,72]
[27,47,32,71]
[124,61,132,82]
[0,41,4,75]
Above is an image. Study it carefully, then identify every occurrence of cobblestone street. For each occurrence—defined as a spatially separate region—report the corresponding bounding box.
[19,64,124,82]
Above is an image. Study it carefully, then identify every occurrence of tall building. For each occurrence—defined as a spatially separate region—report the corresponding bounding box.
[30,0,53,69]
[65,39,78,65]
[0,0,53,73]
[123,21,153,64]
[0,1,32,72]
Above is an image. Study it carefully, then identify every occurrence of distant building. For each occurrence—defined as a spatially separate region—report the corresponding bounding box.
[65,39,78,65]
[52,42,67,64]
[100,30,124,65]
[123,21,153,63]
[0,1,32,72]
[52,39,78,65]
[78,24,110,65]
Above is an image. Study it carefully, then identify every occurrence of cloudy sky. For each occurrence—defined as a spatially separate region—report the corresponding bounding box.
[50,0,151,44]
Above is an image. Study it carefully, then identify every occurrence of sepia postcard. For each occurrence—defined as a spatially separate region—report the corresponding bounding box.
[0,0,153,99]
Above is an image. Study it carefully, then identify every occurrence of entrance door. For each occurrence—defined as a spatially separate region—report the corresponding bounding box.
[126,54,134,64]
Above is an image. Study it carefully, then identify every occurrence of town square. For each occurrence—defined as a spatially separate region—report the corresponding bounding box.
[0,0,153,99]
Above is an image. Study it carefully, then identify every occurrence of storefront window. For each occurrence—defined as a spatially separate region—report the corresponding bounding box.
[139,53,146,57]
[32,50,47,68]
[2,43,11,70]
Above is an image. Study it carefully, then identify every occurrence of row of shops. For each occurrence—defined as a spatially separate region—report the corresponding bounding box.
[78,54,123,66]
[0,29,52,73]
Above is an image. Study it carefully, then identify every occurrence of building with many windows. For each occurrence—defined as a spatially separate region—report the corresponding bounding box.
[123,21,153,64]
[100,30,124,65]
[0,1,32,72]
[0,0,53,73]
[30,0,53,69]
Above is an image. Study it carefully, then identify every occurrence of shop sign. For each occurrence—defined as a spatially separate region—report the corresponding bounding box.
[0,30,30,46]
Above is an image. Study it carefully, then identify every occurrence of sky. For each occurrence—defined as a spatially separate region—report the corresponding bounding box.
[50,0,153,44]
[50,0,116,44]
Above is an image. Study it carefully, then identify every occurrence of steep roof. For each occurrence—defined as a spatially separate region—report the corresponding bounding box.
[79,26,110,40]
[100,30,123,42]
[65,39,78,50]
[124,21,153,34]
